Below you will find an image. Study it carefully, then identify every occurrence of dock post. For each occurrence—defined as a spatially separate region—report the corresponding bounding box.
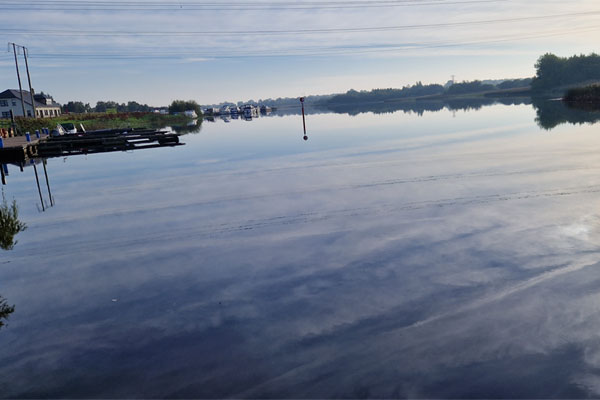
[300,97,307,141]
[0,164,5,185]
[35,130,40,138]
[9,110,18,137]
[25,132,31,142]
[0,137,3,148]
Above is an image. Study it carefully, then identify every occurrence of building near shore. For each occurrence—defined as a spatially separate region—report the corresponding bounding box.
[0,89,62,118]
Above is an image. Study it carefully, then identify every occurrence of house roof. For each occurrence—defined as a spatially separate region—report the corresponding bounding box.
[0,89,61,108]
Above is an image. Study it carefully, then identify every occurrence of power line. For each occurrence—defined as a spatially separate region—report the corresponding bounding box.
[10,25,598,60]
[0,0,507,10]
[0,10,597,37]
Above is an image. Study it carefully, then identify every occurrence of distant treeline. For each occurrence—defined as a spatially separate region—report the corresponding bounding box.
[205,94,336,110]
[532,53,600,93]
[325,79,532,105]
[62,100,154,114]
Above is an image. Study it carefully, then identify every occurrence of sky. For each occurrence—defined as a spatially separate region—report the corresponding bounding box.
[0,0,599,106]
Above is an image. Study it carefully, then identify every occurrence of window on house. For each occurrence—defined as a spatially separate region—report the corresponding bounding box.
[44,109,48,116]
[1,112,10,118]
[11,100,16,106]
[0,100,7,107]
[27,110,32,117]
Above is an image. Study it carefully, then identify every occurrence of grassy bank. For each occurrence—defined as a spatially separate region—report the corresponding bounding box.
[3,112,194,135]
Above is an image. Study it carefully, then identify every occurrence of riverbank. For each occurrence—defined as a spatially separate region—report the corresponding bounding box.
[563,85,600,110]
[5,112,195,135]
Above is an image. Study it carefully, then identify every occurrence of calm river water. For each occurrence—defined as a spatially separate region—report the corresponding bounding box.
[2,101,600,397]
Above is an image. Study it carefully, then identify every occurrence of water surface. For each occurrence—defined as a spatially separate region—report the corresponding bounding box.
[2,102,600,398]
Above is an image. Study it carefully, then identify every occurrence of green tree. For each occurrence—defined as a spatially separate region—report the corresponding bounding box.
[168,100,202,116]
[62,101,91,113]
[532,53,600,92]
[94,101,120,113]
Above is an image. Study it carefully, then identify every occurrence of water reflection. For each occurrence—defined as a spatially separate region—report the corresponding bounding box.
[2,159,55,212]
[0,296,15,330]
[6,104,600,397]
[532,97,600,130]
[206,96,600,134]
[171,122,203,134]
[325,96,531,116]
[0,190,26,250]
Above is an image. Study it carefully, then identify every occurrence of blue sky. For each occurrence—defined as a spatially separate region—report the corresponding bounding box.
[0,0,599,106]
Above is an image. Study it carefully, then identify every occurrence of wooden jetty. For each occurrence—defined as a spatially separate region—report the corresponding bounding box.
[0,135,44,162]
[0,128,182,163]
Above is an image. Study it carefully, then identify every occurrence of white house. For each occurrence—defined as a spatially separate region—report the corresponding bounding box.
[0,89,62,119]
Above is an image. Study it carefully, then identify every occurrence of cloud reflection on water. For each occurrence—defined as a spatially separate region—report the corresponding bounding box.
[2,104,600,397]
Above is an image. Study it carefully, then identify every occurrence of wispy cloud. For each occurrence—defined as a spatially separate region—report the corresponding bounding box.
[1,0,598,103]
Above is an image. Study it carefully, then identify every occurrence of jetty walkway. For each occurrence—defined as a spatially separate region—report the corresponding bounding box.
[0,128,182,165]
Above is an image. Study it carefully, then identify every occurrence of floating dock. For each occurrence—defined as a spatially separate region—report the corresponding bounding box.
[0,128,182,163]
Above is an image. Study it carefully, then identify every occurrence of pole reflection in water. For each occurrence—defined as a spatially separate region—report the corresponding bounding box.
[21,159,54,212]
[43,159,53,207]
[0,159,56,211]
[33,162,45,212]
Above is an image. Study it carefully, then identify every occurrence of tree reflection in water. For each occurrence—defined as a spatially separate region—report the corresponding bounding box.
[0,296,14,330]
[532,97,600,130]
[0,191,27,251]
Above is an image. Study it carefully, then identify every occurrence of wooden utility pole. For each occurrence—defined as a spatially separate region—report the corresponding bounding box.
[11,43,26,118]
[22,47,36,118]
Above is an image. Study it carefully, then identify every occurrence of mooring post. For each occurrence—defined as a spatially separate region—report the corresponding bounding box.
[25,132,31,142]
[9,110,18,137]
[300,97,307,141]
[35,130,40,138]
[33,163,45,211]
[0,137,3,148]
[0,164,5,185]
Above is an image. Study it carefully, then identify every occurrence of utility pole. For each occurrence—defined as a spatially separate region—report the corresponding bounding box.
[22,47,36,118]
[11,43,26,118]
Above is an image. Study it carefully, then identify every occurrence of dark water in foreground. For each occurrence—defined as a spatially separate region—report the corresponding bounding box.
[2,103,600,398]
